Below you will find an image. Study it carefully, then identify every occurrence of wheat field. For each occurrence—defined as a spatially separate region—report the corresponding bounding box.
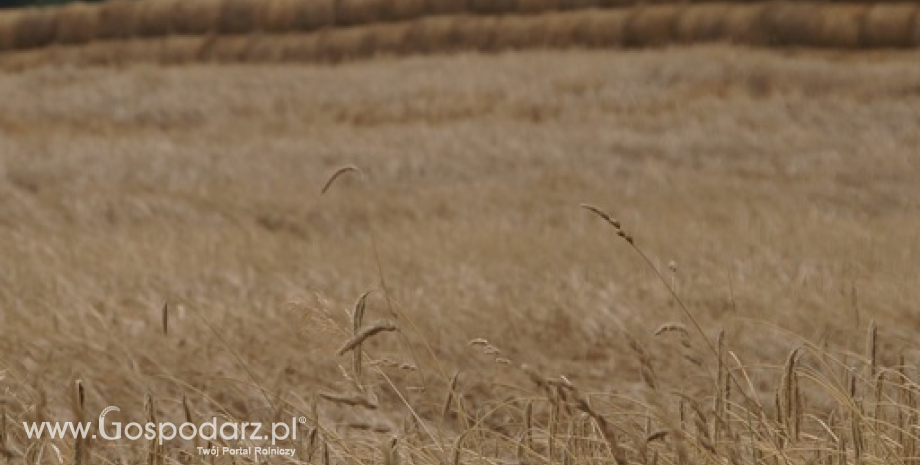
[1,5,920,464]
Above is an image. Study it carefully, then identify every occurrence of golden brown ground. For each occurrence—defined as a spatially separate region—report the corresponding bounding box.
[1,46,919,463]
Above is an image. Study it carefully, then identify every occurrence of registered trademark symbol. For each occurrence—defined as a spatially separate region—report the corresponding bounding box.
[298,417,307,424]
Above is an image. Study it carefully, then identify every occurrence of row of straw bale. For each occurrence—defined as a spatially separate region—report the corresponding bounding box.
[1,2,919,58]
[0,0,856,51]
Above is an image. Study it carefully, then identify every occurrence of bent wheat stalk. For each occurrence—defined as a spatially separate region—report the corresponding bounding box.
[320,165,361,195]
[337,321,398,356]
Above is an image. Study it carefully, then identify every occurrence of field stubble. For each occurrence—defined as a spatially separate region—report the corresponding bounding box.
[0,47,919,463]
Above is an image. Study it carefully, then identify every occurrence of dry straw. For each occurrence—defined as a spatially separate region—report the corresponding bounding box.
[624,5,680,47]
[260,0,334,33]
[860,4,919,48]
[542,12,591,48]
[335,0,385,27]
[13,7,57,50]
[382,0,429,23]
[55,2,98,46]
[760,2,823,47]
[673,3,725,43]
[258,0,298,33]
[454,16,500,51]
[573,10,628,48]
[517,0,559,14]
[404,17,461,54]
[336,321,398,356]
[243,34,285,63]
[277,34,320,62]
[0,11,20,52]
[558,0,601,10]
[202,35,253,62]
[428,0,468,16]
[171,0,220,35]
[913,9,920,46]
[96,0,137,40]
[217,0,259,35]
[721,3,769,45]
[335,0,429,26]
[254,0,299,33]
[135,0,177,38]
[470,0,517,15]
[157,36,202,65]
[492,15,548,50]
[297,0,336,31]
[318,391,378,409]
[321,165,360,195]
[812,5,867,49]
[367,22,412,56]
[350,292,369,387]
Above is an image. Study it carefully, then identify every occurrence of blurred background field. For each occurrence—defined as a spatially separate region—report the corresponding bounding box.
[0,1,919,464]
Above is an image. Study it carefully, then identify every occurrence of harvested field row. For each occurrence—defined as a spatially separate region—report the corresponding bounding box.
[0,0,635,51]
[2,3,919,69]
[2,0,920,53]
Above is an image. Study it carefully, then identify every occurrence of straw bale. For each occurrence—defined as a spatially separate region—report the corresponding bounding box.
[217,0,259,34]
[861,4,918,48]
[721,4,769,45]
[516,0,558,14]
[136,0,178,38]
[55,2,98,45]
[760,2,822,47]
[172,0,220,35]
[674,4,724,43]
[624,5,679,47]
[429,0,468,15]
[335,0,386,27]
[97,0,138,39]
[13,7,58,50]
[470,0,517,15]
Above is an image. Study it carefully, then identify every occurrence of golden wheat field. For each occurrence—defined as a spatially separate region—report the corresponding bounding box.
[1,1,920,464]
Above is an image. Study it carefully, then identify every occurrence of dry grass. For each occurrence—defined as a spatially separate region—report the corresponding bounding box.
[1,40,920,465]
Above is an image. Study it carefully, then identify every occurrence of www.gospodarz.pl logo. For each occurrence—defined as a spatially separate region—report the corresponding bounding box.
[24,406,305,457]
